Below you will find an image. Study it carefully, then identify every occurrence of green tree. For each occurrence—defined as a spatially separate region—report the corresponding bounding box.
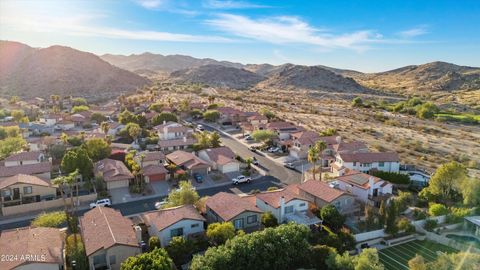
[394,191,413,213]
[11,110,25,122]
[416,102,439,119]
[190,223,311,270]
[320,128,337,136]
[71,105,89,113]
[354,248,384,270]
[84,138,111,162]
[327,251,355,270]
[149,102,165,113]
[260,108,276,120]
[90,112,107,123]
[100,121,110,135]
[308,145,320,180]
[121,248,173,270]
[408,255,427,270]
[119,122,142,142]
[428,203,449,216]
[164,181,200,208]
[338,228,356,252]
[352,97,363,107]
[461,178,480,206]
[149,236,161,251]
[364,205,377,230]
[206,222,236,245]
[61,148,93,179]
[66,234,88,270]
[190,109,202,118]
[166,236,195,266]
[118,110,137,124]
[251,129,276,143]
[48,144,67,160]
[71,97,87,106]
[203,110,220,122]
[152,112,178,126]
[385,201,398,235]
[309,245,337,270]
[320,204,346,230]
[261,211,278,227]
[315,140,327,181]
[425,161,467,203]
[0,137,27,159]
[31,211,67,228]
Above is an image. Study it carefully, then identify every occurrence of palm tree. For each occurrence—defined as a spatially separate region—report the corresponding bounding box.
[52,176,69,216]
[307,146,319,181]
[100,121,110,135]
[60,132,69,144]
[315,141,327,181]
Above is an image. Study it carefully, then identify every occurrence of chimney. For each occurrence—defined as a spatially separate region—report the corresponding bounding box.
[336,136,342,144]
[279,196,285,222]
[183,136,187,142]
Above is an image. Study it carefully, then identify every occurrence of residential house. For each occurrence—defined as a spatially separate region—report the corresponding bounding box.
[205,192,262,231]
[266,121,305,149]
[197,147,240,173]
[3,151,45,167]
[334,170,393,207]
[142,205,205,247]
[0,174,57,209]
[104,122,125,137]
[0,162,52,181]
[39,114,63,127]
[26,137,49,151]
[288,131,321,159]
[80,207,141,270]
[154,121,195,152]
[217,107,246,126]
[297,180,357,214]
[135,151,168,182]
[70,113,88,127]
[333,152,400,175]
[0,227,64,270]
[55,119,75,131]
[255,186,321,226]
[94,159,134,190]
[166,150,210,175]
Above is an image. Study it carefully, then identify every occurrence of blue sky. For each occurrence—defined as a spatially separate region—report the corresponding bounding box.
[1,0,479,72]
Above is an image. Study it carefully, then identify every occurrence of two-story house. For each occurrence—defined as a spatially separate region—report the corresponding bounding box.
[0,158,52,181]
[216,107,246,126]
[255,186,321,226]
[3,151,45,167]
[333,152,400,175]
[0,174,57,210]
[143,205,205,247]
[154,121,195,152]
[205,192,263,231]
[39,114,63,127]
[135,151,168,182]
[334,170,393,207]
[197,147,240,173]
[80,207,141,270]
[288,131,321,159]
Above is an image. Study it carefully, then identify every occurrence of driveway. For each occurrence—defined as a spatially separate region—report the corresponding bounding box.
[109,187,133,204]
[151,181,171,196]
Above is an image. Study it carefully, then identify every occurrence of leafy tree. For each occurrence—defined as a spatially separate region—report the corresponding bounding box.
[100,121,110,135]
[320,128,337,136]
[427,251,480,270]
[371,171,410,185]
[48,144,67,160]
[90,112,107,123]
[408,254,427,270]
[206,222,236,246]
[461,178,480,206]
[354,248,384,270]
[337,228,356,252]
[71,97,87,106]
[309,245,337,270]
[66,234,88,270]
[166,236,195,266]
[251,129,276,142]
[428,203,449,216]
[261,211,278,227]
[207,103,218,109]
[149,102,165,113]
[11,110,25,122]
[84,138,111,161]
[152,112,178,126]
[394,191,413,213]
[384,201,398,235]
[0,137,27,160]
[315,141,327,181]
[190,109,202,118]
[121,248,173,270]
[424,161,467,203]
[31,211,67,228]
[423,219,438,231]
[0,126,20,139]
[118,110,137,124]
[364,205,377,230]
[149,236,161,251]
[260,108,276,120]
[320,204,346,230]
[119,122,142,142]
[193,131,221,150]
[190,223,311,270]
[352,97,363,107]
[397,217,415,233]
[164,181,200,208]
[378,200,386,226]
[67,136,83,146]
[72,105,89,113]
[416,102,439,119]
[203,110,220,122]
[61,148,93,179]
[327,251,355,270]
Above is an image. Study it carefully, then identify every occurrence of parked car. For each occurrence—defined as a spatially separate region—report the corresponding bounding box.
[89,198,111,209]
[155,199,168,209]
[193,173,203,183]
[268,147,281,153]
[251,157,259,165]
[244,134,253,140]
[232,175,252,185]
[284,162,295,169]
[249,146,257,152]
[196,124,205,131]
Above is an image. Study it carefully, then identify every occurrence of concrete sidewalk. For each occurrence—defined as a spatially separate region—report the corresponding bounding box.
[0,203,91,226]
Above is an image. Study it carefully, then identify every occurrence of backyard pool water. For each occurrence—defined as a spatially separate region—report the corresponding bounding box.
[446,234,480,249]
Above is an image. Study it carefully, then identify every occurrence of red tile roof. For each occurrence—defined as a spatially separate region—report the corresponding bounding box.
[139,151,165,162]
[0,162,52,178]
[298,180,351,203]
[333,141,368,153]
[256,187,309,208]
[4,151,43,162]
[80,207,139,256]
[0,174,53,190]
[143,164,168,175]
[95,158,133,182]
[200,147,236,165]
[143,205,205,231]
[338,152,399,163]
[158,138,196,148]
[292,131,320,145]
[166,151,209,170]
[0,227,64,270]
[206,192,262,221]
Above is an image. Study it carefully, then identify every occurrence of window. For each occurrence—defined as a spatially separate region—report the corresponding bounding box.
[299,203,306,207]
[93,254,106,266]
[379,162,385,167]
[2,189,11,197]
[353,162,356,166]
[191,223,199,228]
[247,215,257,224]
[170,228,184,238]
[284,205,294,214]
[109,255,116,265]
[23,186,32,194]
[233,218,244,229]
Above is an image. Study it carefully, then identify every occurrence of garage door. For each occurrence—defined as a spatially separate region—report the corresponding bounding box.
[149,173,166,182]
[221,162,239,173]
[107,180,129,190]
[191,167,209,175]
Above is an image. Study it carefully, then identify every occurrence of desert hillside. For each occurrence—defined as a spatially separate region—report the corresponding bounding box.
[0,41,150,99]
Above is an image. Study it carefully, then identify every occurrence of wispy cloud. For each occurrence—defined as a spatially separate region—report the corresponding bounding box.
[134,0,198,15]
[398,25,429,38]
[206,14,382,50]
[135,0,165,9]
[203,0,269,9]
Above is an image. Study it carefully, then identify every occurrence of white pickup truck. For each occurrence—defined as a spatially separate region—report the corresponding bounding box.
[89,198,111,209]
[232,175,252,185]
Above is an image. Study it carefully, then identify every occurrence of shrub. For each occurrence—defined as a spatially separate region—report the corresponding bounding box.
[149,236,161,251]
[424,219,438,231]
[397,217,415,233]
[31,211,67,228]
[429,203,449,216]
[261,212,278,227]
[66,234,88,270]
[447,207,472,223]
[371,171,410,185]
[413,209,428,220]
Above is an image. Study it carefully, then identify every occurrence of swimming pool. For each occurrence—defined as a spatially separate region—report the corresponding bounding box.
[446,234,480,249]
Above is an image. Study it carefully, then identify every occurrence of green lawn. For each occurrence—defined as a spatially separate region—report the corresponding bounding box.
[435,112,480,123]
[378,240,458,270]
